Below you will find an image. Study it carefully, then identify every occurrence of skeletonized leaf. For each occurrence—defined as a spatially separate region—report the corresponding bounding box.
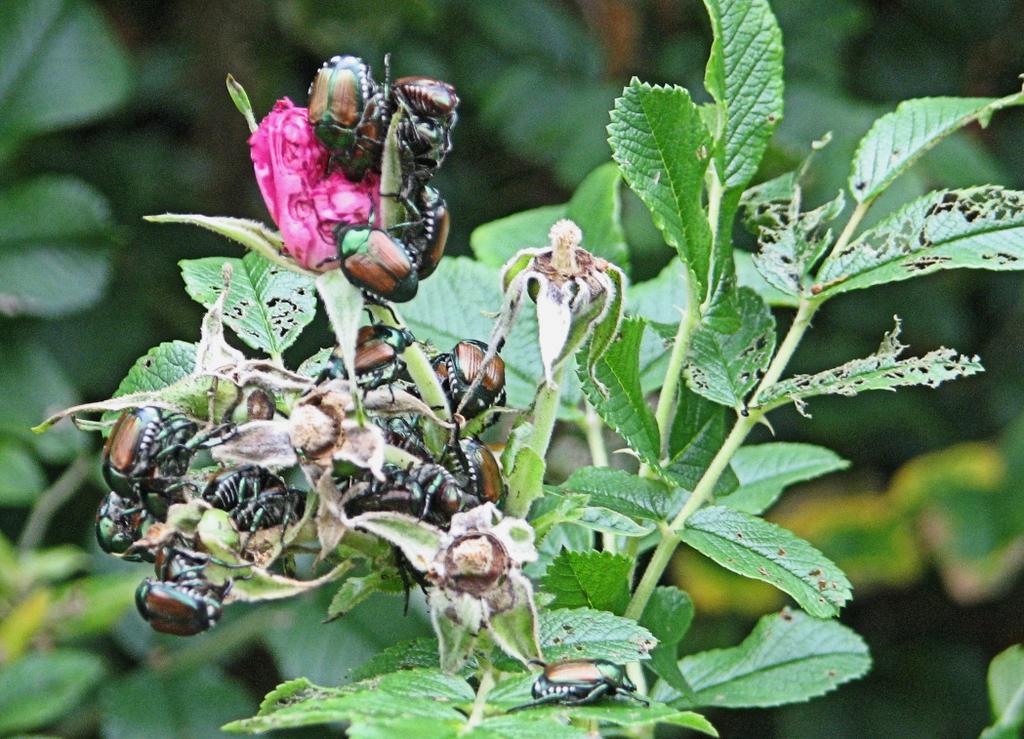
[735,250,799,307]
[741,172,844,296]
[609,80,712,291]
[816,186,1024,297]
[181,252,316,355]
[655,609,871,708]
[759,317,982,416]
[850,93,1024,204]
[686,287,776,409]
[720,443,849,514]
[702,0,784,190]
[681,506,852,617]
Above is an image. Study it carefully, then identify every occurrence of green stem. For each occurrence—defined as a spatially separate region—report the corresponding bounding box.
[651,269,700,459]
[18,453,92,552]
[462,664,496,732]
[623,198,872,621]
[505,364,566,517]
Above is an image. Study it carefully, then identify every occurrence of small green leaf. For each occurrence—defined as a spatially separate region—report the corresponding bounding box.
[558,467,685,522]
[112,340,197,397]
[641,586,696,698]
[817,187,1024,298]
[225,73,257,133]
[181,252,316,356]
[580,317,661,465]
[656,609,871,709]
[0,176,113,318]
[702,0,784,191]
[543,550,632,614]
[471,205,566,267]
[850,93,1024,204]
[629,259,688,332]
[0,0,131,158]
[982,644,1024,739]
[297,347,332,378]
[759,318,982,416]
[0,649,105,735]
[146,214,300,275]
[686,287,776,409]
[720,443,849,514]
[0,437,46,506]
[488,574,544,666]
[224,669,470,733]
[681,506,852,617]
[347,512,443,573]
[609,80,712,291]
[327,571,390,621]
[539,607,656,663]
[586,264,626,388]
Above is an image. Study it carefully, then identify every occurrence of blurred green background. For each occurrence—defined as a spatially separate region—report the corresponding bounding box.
[2,0,1024,736]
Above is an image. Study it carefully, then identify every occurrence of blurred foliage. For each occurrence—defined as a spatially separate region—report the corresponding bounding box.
[2,0,1024,735]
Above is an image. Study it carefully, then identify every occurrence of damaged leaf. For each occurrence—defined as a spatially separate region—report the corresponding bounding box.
[759,317,983,416]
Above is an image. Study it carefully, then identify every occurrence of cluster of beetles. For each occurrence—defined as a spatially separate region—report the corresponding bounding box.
[90,53,647,711]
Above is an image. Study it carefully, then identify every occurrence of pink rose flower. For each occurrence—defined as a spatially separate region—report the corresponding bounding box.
[250,98,379,271]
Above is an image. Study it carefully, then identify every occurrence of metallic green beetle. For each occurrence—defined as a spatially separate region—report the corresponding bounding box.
[509,659,650,711]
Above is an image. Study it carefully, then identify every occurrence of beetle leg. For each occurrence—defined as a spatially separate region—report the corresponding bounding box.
[506,693,569,713]
[620,691,651,707]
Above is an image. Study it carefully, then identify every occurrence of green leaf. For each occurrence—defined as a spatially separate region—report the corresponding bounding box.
[609,80,712,290]
[326,571,390,621]
[817,187,1024,298]
[180,252,316,356]
[720,443,849,514]
[146,214,297,275]
[224,669,470,733]
[735,249,800,307]
[0,176,112,318]
[665,386,736,493]
[566,162,629,271]
[759,318,983,416]
[629,259,688,331]
[351,638,457,681]
[403,257,582,418]
[50,572,138,642]
[850,93,1024,204]
[641,586,696,698]
[347,512,443,573]
[982,644,1024,739]
[112,341,196,396]
[686,287,776,408]
[0,0,131,158]
[741,174,845,297]
[0,437,46,506]
[656,609,871,708]
[580,317,661,465]
[102,666,255,739]
[539,607,656,663]
[702,0,784,190]
[297,347,332,378]
[558,467,686,522]
[0,649,105,735]
[681,506,852,617]
[471,205,566,268]
[542,550,632,614]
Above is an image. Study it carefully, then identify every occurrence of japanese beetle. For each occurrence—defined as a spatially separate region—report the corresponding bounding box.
[345,463,474,525]
[450,437,505,506]
[202,465,305,535]
[392,76,459,185]
[335,225,419,303]
[510,659,649,711]
[308,55,376,152]
[433,340,506,419]
[95,491,153,561]
[319,324,415,390]
[402,186,449,279]
[231,487,306,534]
[102,407,197,499]
[135,575,228,636]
